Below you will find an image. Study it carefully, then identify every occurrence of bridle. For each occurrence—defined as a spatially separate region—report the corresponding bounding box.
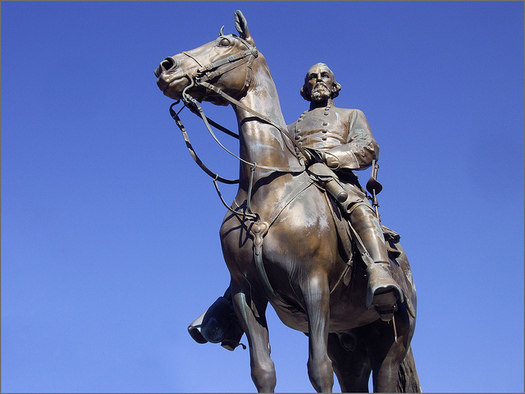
[184,34,258,95]
[167,34,309,218]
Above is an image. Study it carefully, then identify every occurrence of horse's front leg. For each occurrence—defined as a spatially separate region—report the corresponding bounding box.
[302,274,334,393]
[231,284,276,393]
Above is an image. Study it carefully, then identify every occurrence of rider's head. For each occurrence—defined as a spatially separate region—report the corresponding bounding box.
[300,63,341,102]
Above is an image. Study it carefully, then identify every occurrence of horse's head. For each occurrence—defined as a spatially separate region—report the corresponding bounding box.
[155,10,258,105]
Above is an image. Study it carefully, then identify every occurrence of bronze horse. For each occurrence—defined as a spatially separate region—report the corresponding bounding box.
[155,11,420,393]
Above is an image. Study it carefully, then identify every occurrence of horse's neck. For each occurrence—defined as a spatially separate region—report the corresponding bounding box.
[233,62,299,187]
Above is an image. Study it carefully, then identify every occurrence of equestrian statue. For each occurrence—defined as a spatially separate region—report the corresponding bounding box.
[154,10,420,392]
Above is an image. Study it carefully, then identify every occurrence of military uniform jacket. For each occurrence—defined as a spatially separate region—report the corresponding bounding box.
[289,105,379,170]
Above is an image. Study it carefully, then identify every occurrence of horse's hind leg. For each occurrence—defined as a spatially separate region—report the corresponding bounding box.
[327,332,371,392]
[302,275,334,393]
[370,333,406,392]
[231,285,276,393]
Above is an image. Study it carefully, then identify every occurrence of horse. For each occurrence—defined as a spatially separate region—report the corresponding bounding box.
[155,10,420,393]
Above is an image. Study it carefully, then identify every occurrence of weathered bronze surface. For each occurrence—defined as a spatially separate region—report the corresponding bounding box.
[155,11,420,393]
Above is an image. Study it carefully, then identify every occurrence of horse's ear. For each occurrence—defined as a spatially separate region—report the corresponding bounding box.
[234,10,255,45]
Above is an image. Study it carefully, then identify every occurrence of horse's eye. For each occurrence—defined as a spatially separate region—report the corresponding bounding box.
[219,37,231,47]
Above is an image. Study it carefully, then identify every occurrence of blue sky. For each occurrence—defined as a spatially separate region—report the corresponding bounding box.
[1,1,523,393]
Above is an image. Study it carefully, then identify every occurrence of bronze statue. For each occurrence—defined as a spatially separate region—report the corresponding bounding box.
[155,10,420,393]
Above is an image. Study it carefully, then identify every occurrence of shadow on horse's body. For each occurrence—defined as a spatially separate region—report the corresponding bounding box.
[155,10,420,393]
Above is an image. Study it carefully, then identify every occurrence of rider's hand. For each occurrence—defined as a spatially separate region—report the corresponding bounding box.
[301,148,325,166]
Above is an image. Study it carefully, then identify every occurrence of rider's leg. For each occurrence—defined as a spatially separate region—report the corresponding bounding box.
[349,204,403,321]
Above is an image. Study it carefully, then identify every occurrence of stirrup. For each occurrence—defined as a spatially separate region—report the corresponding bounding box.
[371,287,399,322]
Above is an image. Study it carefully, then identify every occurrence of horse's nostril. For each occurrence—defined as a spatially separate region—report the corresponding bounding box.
[162,57,176,71]
[154,57,177,78]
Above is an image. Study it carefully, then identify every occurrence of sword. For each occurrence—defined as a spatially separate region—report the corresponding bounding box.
[366,160,383,220]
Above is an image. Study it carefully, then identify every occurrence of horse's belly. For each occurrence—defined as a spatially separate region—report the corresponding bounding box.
[269,300,378,334]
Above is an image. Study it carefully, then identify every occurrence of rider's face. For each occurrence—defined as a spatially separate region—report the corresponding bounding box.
[306,65,335,101]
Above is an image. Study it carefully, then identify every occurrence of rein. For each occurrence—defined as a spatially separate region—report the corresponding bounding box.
[169,101,239,185]
[169,91,304,220]
[196,79,310,160]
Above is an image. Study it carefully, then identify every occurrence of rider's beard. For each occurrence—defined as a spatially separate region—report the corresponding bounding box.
[311,83,331,101]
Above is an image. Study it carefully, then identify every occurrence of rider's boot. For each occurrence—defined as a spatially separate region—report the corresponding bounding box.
[349,204,403,321]
[187,289,245,351]
[366,261,403,321]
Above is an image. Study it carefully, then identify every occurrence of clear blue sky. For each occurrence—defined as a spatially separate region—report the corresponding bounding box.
[2,1,523,393]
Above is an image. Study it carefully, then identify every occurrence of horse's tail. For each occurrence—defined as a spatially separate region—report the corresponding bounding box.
[396,345,422,393]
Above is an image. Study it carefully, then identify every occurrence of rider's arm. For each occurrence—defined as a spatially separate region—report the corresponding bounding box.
[324,109,379,171]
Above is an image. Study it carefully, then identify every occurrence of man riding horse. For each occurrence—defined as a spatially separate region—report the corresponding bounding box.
[189,62,403,350]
